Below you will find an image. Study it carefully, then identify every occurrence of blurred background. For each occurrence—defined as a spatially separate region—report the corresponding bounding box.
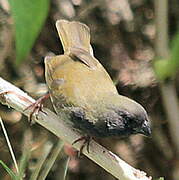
[0,0,179,179]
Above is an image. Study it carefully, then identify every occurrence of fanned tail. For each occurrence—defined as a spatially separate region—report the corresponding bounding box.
[56,20,91,53]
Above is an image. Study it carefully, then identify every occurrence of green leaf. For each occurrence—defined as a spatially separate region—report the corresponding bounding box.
[0,160,19,180]
[154,32,179,80]
[8,0,50,64]
[154,58,170,80]
[170,33,179,68]
[155,177,164,180]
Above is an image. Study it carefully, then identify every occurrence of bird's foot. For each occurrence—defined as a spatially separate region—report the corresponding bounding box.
[72,135,91,157]
[23,93,50,124]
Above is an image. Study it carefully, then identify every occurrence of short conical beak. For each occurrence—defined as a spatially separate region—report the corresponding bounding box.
[140,122,151,137]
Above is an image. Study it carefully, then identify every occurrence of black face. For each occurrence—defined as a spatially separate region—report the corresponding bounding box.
[124,111,151,137]
[105,108,151,137]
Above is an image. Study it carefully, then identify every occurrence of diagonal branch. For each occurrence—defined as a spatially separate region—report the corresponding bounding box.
[0,77,151,180]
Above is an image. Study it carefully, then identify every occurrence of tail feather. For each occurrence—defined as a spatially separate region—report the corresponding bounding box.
[56,20,91,53]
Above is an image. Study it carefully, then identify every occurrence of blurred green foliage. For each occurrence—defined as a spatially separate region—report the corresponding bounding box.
[156,177,164,180]
[0,160,19,180]
[154,33,179,80]
[8,0,50,65]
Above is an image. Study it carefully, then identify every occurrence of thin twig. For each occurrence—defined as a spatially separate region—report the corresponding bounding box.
[0,77,152,180]
[30,142,53,180]
[59,156,70,180]
[55,155,70,180]
[19,128,32,179]
[0,116,19,174]
[38,140,64,180]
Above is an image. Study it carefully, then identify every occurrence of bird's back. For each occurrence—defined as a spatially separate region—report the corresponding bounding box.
[45,54,118,109]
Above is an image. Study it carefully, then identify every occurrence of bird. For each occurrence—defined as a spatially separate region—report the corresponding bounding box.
[44,20,151,152]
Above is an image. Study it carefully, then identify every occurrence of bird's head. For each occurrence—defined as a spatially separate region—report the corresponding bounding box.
[124,110,151,137]
[118,97,151,137]
[106,95,151,137]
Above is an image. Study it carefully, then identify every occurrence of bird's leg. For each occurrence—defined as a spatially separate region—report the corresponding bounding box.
[72,135,91,156]
[24,78,65,123]
[23,93,50,124]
